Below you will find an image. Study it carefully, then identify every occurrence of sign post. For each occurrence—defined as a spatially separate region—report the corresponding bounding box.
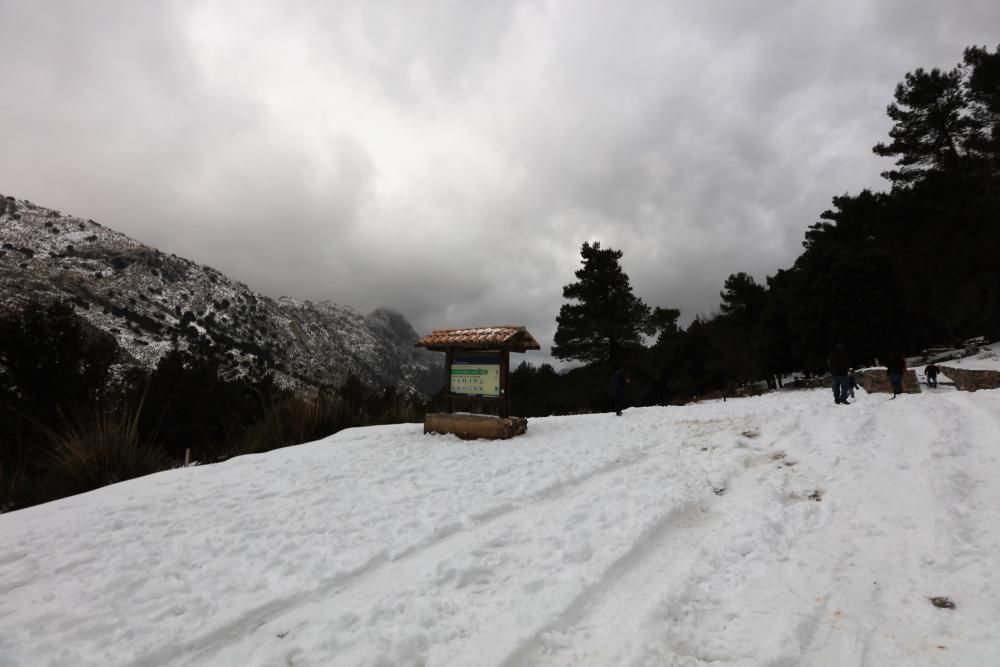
[415,326,539,437]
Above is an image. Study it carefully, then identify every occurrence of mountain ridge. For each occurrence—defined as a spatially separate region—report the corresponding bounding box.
[0,193,442,396]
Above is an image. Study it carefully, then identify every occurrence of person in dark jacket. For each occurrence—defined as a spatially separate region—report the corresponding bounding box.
[828,344,852,404]
[611,367,629,416]
[886,351,906,398]
[925,363,939,388]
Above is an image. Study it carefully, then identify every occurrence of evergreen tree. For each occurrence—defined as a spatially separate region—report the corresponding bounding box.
[509,362,562,417]
[552,242,654,367]
[719,273,766,322]
[873,66,974,186]
[757,271,798,387]
[671,318,726,399]
[963,44,1000,169]
[715,272,767,384]
[0,301,116,418]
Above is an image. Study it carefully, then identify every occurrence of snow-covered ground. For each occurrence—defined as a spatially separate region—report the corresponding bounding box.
[911,341,1000,385]
[935,342,1000,371]
[3,384,1000,666]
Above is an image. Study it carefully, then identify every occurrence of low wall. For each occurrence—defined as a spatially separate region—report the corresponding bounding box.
[858,368,921,394]
[424,413,528,440]
[783,377,830,390]
[939,367,1000,392]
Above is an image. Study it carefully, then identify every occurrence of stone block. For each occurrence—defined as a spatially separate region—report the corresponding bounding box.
[424,413,528,440]
[858,368,921,393]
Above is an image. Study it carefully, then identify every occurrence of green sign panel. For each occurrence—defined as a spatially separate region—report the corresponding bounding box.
[450,357,501,396]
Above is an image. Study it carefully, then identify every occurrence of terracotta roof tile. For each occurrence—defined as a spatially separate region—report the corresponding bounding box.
[415,326,540,351]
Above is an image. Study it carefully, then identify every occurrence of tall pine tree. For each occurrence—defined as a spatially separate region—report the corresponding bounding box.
[963,44,1000,170]
[873,66,974,186]
[552,242,654,367]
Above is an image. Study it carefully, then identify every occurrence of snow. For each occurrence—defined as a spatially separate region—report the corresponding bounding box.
[2,386,1000,666]
[936,342,1000,371]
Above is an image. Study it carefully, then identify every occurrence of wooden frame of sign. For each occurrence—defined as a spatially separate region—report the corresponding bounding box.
[414,326,540,420]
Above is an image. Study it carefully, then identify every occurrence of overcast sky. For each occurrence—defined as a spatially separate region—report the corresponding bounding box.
[1,1,998,364]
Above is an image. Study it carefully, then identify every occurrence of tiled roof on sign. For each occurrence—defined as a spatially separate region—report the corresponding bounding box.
[414,325,540,351]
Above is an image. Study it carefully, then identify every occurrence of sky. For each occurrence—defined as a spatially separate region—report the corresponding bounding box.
[3,353,1000,664]
[1,1,999,361]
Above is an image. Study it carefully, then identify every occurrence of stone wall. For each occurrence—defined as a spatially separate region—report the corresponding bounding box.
[939,367,1000,392]
[858,368,921,394]
[783,377,830,390]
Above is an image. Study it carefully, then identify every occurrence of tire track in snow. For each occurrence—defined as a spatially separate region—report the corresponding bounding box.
[922,392,1000,581]
[282,462,725,666]
[600,400,882,666]
[505,410,825,667]
[137,417,745,667]
[332,439,762,667]
[794,394,981,665]
[499,495,724,667]
[784,398,916,666]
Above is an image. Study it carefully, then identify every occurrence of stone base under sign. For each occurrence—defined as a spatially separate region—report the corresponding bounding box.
[424,413,528,440]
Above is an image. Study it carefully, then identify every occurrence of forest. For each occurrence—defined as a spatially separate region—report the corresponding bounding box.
[512,44,1000,416]
[1,44,998,509]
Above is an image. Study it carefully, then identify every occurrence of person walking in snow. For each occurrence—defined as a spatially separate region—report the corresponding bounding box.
[925,363,939,388]
[611,367,629,416]
[827,343,852,404]
[886,350,906,398]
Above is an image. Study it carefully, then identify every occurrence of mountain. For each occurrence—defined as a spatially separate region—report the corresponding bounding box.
[0,193,442,396]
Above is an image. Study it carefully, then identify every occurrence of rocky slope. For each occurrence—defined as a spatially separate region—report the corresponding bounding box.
[0,194,442,396]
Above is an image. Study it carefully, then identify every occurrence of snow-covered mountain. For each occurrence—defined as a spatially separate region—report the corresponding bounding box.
[0,193,442,395]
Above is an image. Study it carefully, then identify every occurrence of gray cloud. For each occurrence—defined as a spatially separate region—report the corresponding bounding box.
[2,0,999,366]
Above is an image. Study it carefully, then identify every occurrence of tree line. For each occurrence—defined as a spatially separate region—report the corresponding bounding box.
[0,300,428,511]
[512,44,1000,416]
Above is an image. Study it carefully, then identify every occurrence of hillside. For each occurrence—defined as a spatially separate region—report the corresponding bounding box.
[0,193,441,395]
[2,382,999,665]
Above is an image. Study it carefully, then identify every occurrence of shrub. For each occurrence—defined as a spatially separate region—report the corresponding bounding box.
[0,452,27,513]
[110,256,131,271]
[43,402,169,497]
[0,300,117,421]
[233,394,348,455]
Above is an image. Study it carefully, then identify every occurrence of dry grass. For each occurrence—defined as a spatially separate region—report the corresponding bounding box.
[232,393,422,456]
[234,395,351,455]
[377,396,423,424]
[44,402,169,494]
[0,454,27,512]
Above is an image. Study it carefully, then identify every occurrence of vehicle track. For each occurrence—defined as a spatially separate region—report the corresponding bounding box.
[140,417,751,667]
[506,415,818,667]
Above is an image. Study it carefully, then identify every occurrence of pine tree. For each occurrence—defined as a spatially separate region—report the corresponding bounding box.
[719,272,766,322]
[716,272,767,384]
[963,44,1000,169]
[0,301,115,416]
[873,66,974,186]
[552,242,654,367]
